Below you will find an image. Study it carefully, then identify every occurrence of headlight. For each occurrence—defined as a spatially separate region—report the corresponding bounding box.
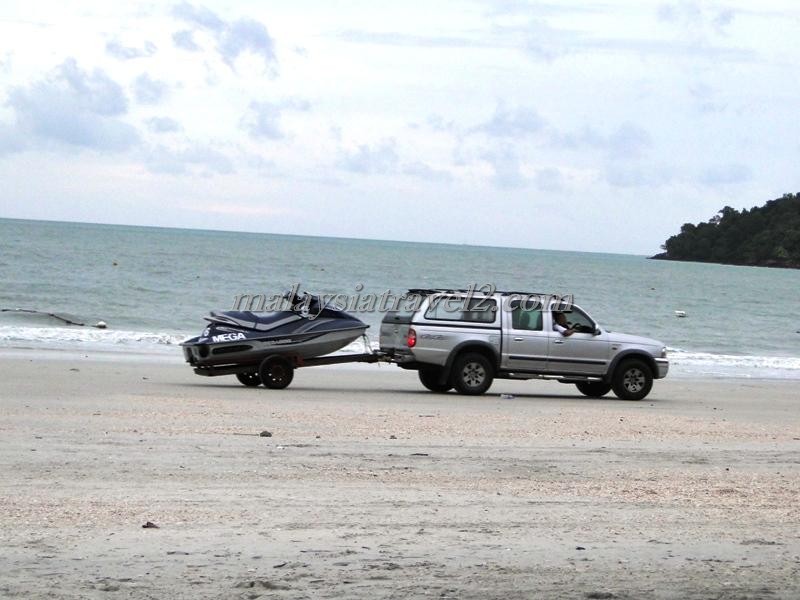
[660,346,668,358]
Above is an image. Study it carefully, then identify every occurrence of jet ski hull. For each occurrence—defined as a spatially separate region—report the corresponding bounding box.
[182,324,368,367]
[181,296,370,368]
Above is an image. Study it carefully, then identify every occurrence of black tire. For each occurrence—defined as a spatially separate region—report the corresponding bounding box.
[611,359,653,401]
[418,368,452,393]
[235,371,261,387]
[575,381,612,398]
[451,352,494,396]
[258,356,294,390]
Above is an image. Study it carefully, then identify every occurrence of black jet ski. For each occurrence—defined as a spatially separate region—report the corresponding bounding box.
[181,291,369,369]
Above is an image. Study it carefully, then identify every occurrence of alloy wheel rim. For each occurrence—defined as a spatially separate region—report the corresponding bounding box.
[463,362,486,387]
[623,368,645,392]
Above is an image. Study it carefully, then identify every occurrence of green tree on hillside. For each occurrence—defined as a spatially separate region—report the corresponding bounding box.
[654,193,800,268]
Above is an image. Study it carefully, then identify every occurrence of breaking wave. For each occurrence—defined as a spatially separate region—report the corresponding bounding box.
[667,347,800,379]
[0,325,187,352]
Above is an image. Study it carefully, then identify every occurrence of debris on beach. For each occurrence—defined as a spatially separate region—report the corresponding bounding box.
[260,430,273,437]
[142,521,159,529]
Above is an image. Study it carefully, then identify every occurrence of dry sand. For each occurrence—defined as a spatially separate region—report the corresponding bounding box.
[1,350,798,599]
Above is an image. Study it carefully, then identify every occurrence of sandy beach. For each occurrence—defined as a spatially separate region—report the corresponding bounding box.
[1,351,798,599]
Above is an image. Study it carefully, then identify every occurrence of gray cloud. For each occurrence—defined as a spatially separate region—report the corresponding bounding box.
[484,1,608,18]
[171,3,276,69]
[698,163,752,185]
[171,2,225,32]
[603,162,752,189]
[0,121,26,154]
[241,100,310,139]
[605,165,675,188]
[338,140,399,174]
[473,104,544,138]
[689,82,726,113]
[552,122,652,159]
[143,143,234,175]
[402,161,453,182]
[6,58,138,152]
[338,14,752,65]
[336,30,485,49]
[483,149,527,189]
[657,2,736,33]
[425,114,458,133]
[145,117,182,133]
[490,11,754,63]
[133,73,169,104]
[534,167,563,192]
[106,39,157,60]
[219,19,276,67]
[172,30,199,51]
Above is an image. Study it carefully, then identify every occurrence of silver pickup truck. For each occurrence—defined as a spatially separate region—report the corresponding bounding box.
[379,289,668,400]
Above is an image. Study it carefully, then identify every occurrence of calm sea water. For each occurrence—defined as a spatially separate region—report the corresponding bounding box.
[1,218,799,378]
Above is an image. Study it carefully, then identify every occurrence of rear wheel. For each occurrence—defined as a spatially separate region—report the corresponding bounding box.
[259,356,294,390]
[575,381,612,398]
[235,371,261,387]
[611,359,653,400]
[418,368,452,393]
[451,352,494,396]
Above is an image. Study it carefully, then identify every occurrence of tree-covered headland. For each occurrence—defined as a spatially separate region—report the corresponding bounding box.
[652,193,800,268]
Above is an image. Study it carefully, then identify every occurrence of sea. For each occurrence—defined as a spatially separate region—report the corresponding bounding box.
[1,218,799,379]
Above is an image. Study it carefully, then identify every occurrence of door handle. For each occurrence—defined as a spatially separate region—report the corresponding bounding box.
[553,339,565,344]
[513,337,524,341]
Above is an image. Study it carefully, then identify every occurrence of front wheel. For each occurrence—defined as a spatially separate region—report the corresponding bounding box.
[259,356,294,390]
[236,371,261,387]
[451,352,494,396]
[575,381,612,398]
[611,359,653,400]
[418,368,452,393]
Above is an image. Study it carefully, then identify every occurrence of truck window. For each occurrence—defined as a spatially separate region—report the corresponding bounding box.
[424,297,497,323]
[554,307,595,333]
[511,307,543,331]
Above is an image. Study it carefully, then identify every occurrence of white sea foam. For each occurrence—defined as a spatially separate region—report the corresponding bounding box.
[0,325,187,353]
[668,348,800,378]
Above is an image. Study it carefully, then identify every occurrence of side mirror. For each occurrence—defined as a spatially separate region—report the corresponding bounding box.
[594,327,602,336]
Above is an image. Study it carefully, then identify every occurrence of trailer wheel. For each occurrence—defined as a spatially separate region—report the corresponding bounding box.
[259,356,294,390]
[235,371,261,387]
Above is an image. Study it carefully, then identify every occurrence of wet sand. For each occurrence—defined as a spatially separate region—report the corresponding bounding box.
[1,351,798,599]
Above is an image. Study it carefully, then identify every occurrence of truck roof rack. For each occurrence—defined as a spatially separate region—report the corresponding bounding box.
[405,288,566,298]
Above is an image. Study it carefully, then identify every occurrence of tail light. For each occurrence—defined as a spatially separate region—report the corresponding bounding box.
[406,328,417,348]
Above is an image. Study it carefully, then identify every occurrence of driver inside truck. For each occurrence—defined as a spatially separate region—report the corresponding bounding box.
[552,311,575,337]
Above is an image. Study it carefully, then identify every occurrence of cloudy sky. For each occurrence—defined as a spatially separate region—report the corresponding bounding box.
[1,1,798,254]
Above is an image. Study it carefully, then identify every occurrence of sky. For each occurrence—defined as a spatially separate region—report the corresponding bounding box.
[1,1,799,254]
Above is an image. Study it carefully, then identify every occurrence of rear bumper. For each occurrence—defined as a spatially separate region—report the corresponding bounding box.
[655,358,669,379]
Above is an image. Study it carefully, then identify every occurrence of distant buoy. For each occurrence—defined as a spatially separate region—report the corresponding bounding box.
[94,321,107,329]
[674,310,687,318]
